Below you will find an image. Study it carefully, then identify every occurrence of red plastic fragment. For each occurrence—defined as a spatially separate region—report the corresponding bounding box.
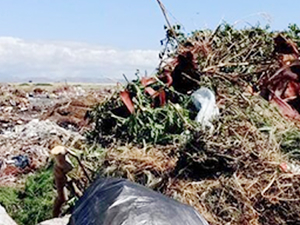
[141,77,157,87]
[120,91,135,114]
[159,90,166,106]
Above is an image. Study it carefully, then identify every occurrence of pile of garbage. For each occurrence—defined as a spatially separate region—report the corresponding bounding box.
[0,84,111,186]
[85,23,300,225]
[2,23,300,225]
[0,119,83,186]
[0,85,31,132]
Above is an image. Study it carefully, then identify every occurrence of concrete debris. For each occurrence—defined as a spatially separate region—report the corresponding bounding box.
[53,86,86,98]
[0,205,18,225]
[0,119,84,186]
[42,96,100,132]
[37,215,70,225]
[0,83,112,186]
[0,84,110,133]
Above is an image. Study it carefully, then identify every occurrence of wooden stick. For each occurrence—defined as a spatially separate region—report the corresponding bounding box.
[155,0,178,42]
[66,149,92,183]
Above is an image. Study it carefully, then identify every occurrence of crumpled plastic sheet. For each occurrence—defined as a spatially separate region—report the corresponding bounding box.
[191,87,219,132]
[69,177,209,225]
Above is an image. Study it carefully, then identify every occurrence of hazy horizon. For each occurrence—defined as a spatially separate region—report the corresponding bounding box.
[0,0,299,82]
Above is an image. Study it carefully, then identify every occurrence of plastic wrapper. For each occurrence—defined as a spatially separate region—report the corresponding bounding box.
[191,87,219,132]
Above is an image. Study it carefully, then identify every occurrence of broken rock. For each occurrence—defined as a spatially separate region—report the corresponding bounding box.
[0,205,18,225]
[38,215,70,225]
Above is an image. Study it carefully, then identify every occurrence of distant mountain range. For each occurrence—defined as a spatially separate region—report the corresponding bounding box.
[2,75,126,84]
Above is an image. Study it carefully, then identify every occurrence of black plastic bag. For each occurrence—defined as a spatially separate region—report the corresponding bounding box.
[69,177,209,225]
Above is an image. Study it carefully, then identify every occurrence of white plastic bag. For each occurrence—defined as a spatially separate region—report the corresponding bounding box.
[191,87,219,132]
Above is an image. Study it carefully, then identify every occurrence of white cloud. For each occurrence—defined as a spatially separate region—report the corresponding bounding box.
[0,37,160,82]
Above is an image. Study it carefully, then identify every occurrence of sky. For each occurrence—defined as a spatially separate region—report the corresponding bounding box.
[0,0,299,82]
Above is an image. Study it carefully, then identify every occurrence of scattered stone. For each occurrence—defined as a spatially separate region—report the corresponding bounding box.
[0,205,18,225]
[38,215,70,225]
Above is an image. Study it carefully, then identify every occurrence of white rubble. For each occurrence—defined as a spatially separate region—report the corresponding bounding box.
[0,119,84,185]
[0,205,18,225]
[38,215,70,225]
